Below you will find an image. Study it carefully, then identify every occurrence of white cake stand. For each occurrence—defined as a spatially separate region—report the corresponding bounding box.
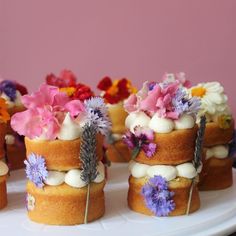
[0,164,236,236]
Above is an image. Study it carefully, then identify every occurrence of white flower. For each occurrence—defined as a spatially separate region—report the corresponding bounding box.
[26,193,35,211]
[190,82,230,121]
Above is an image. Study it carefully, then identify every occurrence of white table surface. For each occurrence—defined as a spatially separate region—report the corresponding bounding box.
[0,163,236,236]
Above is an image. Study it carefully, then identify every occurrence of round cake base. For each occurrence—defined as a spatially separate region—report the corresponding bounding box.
[0,175,7,210]
[128,175,200,216]
[199,158,233,191]
[26,181,105,225]
[106,140,131,162]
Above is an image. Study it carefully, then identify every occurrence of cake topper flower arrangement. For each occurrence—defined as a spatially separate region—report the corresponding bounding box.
[46,69,94,101]
[97,76,137,104]
[11,84,111,140]
[123,73,201,159]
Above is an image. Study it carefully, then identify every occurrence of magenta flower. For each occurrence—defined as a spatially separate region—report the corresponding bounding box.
[123,126,157,159]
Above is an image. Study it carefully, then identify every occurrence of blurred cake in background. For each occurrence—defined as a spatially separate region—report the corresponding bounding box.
[123,73,203,216]
[0,79,28,170]
[0,98,10,209]
[191,82,235,190]
[11,84,111,225]
[97,76,136,162]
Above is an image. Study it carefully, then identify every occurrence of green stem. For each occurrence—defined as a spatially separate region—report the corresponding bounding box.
[132,147,140,160]
[84,183,90,224]
[186,178,194,215]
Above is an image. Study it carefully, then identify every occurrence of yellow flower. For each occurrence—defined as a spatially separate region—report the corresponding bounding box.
[217,114,232,129]
[0,98,10,123]
[191,87,206,98]
[59,87,76,97]
[126,80,137,94]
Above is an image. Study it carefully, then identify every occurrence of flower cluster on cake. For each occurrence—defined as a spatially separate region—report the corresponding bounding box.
[97,76,137,162]
[190,82,235,190]
[11,83,111,225]
[0,79,28,170]
[0,98,10,209]
[123,73,204,216]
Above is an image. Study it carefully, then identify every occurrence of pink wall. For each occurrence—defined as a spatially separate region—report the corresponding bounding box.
[0,0,235,114]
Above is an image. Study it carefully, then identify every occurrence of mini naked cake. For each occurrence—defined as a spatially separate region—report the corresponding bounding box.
[191,82,235,190]
[123,73,204,217]
[0,79,28,170]
[0,98,10,209]
[97,76,137,162]
[11,84,111,225]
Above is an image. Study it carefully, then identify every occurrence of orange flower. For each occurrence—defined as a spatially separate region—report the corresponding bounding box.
[59,87,76,97]
[0,98,10,123]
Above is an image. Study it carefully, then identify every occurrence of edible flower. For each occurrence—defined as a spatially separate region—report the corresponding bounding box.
[123,126,156,158]
[142,175,175,217]
[97,76,137,104]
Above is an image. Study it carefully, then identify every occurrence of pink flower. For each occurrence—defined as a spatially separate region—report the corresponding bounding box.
[124,94,138,113]
[162,72,191,88]
[22,84,70,109]
[11,84,86,140]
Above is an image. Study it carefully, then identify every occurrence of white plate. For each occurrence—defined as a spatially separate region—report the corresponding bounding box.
[0,164,236,236]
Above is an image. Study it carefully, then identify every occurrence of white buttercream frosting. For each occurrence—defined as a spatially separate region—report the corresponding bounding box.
[94,161,105,183]
[1,91,22,108]
[129,161,198,180]
[111,133,123,141]
[147,165,177,181]
[5,134,15,145]
[65,169,87,188]
[148,113,174,133]
[125,111,150,132]
[57,113,82,140]
[0,161,9,176]
[43,161,105,188]
[176,163,197,179]
[174,114,195,130]
[205,145,229,160]
[44,171,65,186]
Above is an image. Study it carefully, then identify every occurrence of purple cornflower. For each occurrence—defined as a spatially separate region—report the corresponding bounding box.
[84,97,111,136]
[172,88,200,116]
[24,153,48,188]
[142,175,175,217]
[0,80,17,101]
[123,126,157,159]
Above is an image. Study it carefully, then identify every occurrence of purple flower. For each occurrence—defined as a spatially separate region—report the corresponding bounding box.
[142,175,175,217]
[0,80,17,101]
[24,153,48,188]
[84,97,111,136]
[123,126,157,158]
[172,88,200,116]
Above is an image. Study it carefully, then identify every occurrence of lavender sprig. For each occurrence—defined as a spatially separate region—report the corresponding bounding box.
[80,123,98,224]
[186,116,206,215]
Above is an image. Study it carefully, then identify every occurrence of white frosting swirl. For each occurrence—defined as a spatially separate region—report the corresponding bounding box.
[129,161,198,180]
[147,165,177,181]
[65,169,87,188]
[44,171,65,186]
[148,113,174,133]
[174,114,195,130]
[43,161,105,188]
[5,134,15,145]
[57,113,82,140]
[125,111,150,132]
[205,145,229,160]
[0,161,9,176]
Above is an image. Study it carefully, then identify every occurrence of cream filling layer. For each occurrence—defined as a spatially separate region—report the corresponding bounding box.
[205,145,229,160]
[125,112,195,134]
[129,161,201,181]
[44,161,105,188]
[0,160,9,176]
